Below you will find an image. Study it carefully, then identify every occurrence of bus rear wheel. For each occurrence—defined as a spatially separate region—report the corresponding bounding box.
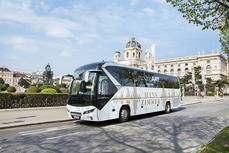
[165,102,171,113]
[119,106,130,122]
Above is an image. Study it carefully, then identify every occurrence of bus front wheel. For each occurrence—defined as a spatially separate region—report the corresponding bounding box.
[165,102,171,113]
[119,106,130,122]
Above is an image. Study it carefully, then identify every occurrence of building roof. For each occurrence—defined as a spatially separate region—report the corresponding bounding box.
[0,67,11,72]
[125,36,141,49]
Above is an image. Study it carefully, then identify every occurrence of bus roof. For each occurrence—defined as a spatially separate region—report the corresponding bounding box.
[74,61,178,79]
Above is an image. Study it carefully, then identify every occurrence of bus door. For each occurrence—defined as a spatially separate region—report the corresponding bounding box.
[97,74,117,119]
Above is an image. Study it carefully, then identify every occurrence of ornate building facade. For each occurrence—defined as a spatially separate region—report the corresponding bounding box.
[114,36,229,82]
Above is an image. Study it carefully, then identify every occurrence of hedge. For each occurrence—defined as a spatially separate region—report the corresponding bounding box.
[0,93,68,109]
[26,86,40,93]
[40,88,57,94]
[7,86,16,92]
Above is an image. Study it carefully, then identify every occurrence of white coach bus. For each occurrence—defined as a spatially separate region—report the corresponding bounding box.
[66,62,181,122]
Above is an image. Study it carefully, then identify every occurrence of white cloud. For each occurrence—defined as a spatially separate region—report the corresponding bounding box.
[0,1,80,39]
[60,51,71,57]
[52,7,69,16]
[143,8,155,16]
[0,36,39,53]
[39,1,49,11]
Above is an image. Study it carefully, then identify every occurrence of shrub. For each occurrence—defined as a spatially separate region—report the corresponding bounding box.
[0,84,7,91]
[40,88,57,94]
[26,86,40,93]
[7,86,16,92]
[39,85,61,93]
[60,88,68,93]
[207,91,216,96]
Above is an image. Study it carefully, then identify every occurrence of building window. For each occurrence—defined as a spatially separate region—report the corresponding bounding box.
[164,69,167,73]
[164,65,167,68]
[178,64,180,67]
[133,52,135,58]
[171,64,173,67]
[207,60,210,63]
[178,68,181,75]
[185,63,188,66]
[158,65,160,68]
[126,52,129,58]
[158,70,161,73]
[139,52,141,58]
[170,69,174,75]
[185,68,189,74]
[206,65,211,73]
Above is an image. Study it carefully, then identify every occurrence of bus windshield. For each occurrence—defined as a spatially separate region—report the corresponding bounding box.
[70,71,97,96]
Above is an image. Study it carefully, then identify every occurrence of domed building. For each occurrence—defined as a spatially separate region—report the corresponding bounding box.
[114,36,152,69]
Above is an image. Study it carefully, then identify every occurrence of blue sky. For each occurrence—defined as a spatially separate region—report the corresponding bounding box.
[0,0,221,76]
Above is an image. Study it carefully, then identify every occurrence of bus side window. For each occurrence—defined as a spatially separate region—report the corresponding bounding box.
[98,76,109,95]
[97,75,117,96]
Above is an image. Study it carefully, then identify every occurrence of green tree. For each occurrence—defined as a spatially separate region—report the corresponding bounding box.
[7,86,16,92]
[18,78,30,88]
[0,84,7,91]
[166,0,229,55]
[206,78,214,92]
[179,72,192,85]
[214,79,228,91]
[220,29,229,57]
[0,78,4,84]
[5,83,9,88]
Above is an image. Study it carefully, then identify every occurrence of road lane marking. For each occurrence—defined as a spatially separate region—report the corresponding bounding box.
[46,132,79,140]
[19,125,75,136]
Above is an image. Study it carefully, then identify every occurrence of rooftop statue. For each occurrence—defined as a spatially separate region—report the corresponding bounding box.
[43,63,53,84]
[45,63,51,72]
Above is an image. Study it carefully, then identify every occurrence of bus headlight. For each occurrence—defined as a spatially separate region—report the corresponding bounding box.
[83,109,95,114]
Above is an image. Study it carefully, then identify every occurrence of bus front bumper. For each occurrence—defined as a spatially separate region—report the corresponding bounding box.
[66,104,98,121]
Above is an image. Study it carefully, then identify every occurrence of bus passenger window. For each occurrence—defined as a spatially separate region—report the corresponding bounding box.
[97,75,118,96]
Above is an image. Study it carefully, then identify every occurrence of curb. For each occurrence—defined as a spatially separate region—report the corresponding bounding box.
[0,119,75,130]
[0,106,66,112]
[181,101,202,106]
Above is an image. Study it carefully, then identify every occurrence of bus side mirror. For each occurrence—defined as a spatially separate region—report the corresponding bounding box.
[85,71,89,82]
[85,70,102,82]
[63,74,74,79]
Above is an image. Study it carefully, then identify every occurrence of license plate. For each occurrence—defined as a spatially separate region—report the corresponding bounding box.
[71,112,81,119]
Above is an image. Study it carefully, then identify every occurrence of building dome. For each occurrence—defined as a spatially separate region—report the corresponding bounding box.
[126,36,141,49]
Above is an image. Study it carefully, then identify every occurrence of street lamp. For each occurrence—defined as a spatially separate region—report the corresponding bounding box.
[201,66,206,97]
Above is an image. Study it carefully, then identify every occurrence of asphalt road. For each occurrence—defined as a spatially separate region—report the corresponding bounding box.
[0,100,229,153]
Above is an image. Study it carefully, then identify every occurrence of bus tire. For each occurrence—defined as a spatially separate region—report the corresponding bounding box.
[165,102,171,113]
[119,106,130,122]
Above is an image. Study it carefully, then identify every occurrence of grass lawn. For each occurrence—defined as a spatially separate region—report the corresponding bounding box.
[199,126,229,153]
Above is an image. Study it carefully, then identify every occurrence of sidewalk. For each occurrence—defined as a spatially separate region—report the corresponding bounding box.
[0,106,73,129]
[0,96,227,129]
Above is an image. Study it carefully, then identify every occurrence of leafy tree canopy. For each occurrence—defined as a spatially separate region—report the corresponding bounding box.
[18,78,30,88]
[0,78,4,84]
[0,84,7,91]
[166,0,229,55]
[220,28,229,57]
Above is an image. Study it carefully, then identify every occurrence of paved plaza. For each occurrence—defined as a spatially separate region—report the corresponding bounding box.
[0,96,228,153]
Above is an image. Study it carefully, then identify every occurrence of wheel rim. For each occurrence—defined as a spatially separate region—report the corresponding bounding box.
[121,109,128,120]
